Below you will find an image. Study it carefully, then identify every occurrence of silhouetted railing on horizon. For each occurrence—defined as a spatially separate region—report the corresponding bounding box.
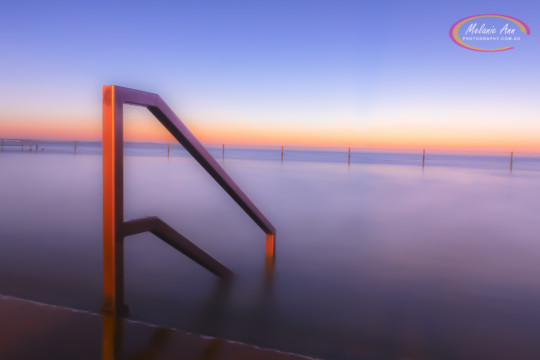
[0,138,37,152]
[1,139,79,153]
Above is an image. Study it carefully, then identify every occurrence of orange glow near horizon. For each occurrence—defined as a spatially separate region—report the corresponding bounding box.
[120,119,540,152]
[2,115,540,153]
[364,123,540,152]
[1,117,101,141]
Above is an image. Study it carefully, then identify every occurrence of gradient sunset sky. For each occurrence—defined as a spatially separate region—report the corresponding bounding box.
[1,0,539,149]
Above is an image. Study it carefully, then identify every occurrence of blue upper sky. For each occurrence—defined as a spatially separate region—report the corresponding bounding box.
[1,0,538,148]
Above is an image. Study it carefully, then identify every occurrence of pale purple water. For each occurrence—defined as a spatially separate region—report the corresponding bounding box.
[1,150,540,359]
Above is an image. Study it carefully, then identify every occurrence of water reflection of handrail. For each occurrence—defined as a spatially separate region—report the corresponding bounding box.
[102,85,276,317]
[101,300,227,360]
[101,314,173,360]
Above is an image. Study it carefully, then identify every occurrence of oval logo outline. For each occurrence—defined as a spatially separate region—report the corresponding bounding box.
[450,14,530,52]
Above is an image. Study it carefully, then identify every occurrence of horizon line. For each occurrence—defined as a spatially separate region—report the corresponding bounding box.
[2,137,540,154]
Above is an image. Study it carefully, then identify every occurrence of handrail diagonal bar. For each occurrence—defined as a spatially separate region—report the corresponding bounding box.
[123,217,232,279]
[114,85,276,235]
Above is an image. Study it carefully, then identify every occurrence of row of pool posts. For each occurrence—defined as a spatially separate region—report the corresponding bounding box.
[0,140,520,171]
[151,143,514,171]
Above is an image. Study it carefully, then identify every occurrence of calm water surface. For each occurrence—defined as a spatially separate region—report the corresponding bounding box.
[1,152,540,359]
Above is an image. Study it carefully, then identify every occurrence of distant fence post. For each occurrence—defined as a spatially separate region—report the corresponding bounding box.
[36,141,38,152]
[168,143,170,158]
[21,140,23,152]
[1,139,3,152]
[74,141,77,154]
[348,147,351,165]
[281,146,284,162]
[510,151,513,172]
[422,149,425,168]
[222,144,225,160]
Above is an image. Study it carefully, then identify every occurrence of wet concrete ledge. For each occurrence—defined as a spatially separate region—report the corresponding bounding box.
[0,295,317,360]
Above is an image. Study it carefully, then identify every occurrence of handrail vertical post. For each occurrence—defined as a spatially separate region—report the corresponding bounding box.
[265,234,275,258]
[1,139,3,152]
[422,149,425,168]
[222,144,225,160]
[102,85,127,316]
[281,146,283,162]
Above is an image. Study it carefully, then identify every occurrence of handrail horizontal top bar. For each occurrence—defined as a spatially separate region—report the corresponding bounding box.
[107,85,276,236]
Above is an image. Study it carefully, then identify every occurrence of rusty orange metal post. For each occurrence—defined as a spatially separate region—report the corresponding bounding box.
[265,234,275,285]
[265,234,275,258]
[102,86,127,316]
[102,85,276,316]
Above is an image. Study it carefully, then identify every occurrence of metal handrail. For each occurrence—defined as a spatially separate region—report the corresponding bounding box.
[102,85,276,316]
[123,217,232,278]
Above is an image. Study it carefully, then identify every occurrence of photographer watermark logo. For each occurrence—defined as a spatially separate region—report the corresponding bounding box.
[450,14,530,52]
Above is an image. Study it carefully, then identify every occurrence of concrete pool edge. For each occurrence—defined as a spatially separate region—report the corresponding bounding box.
[0,294,319,360]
